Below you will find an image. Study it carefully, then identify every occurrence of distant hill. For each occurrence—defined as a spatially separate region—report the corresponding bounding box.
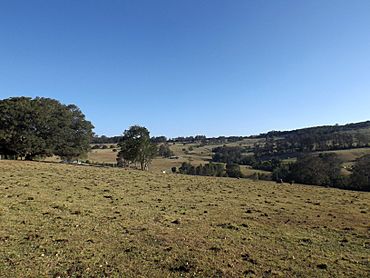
[259,121,370,138]
[253,121,370,159]
[92,120,370,145]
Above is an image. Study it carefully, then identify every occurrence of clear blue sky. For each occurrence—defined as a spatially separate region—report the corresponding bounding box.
[0,0,369,137]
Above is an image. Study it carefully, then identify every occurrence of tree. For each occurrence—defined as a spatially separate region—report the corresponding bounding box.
[226,163,243,178]
[272,164,291,182]
[212,146,244,164]
[52,103,94,161]
[117,126,157,170]
[0,97,93,160]
[158,143,174,158]
[351,155,370,191]
[289,154,342,186]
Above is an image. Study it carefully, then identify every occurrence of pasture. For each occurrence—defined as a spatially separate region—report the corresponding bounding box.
[87,140,267,177]
[1,161,369,277]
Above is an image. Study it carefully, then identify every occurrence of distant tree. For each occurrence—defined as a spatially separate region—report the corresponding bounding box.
[350,155,370,191]
[289,154,341,186]
[91,135,123,144]
[179,162,193,174]
[117,126,157,170]
[289,155,328,185]
[272,164,291,182]
[319,153,342,186]
[226,163,243,178]
[151,136,167,144]
[158,143,174,158]
[212,146,244,164]
[194,135,206,141]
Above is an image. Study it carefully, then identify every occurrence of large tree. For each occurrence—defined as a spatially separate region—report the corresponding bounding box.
[351,155,370,191]
[0,97,93,160]
[289,154,342,186]
[117,126,157,170]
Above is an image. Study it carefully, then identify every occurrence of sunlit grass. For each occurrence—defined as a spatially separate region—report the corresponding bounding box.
[0,161,369,277]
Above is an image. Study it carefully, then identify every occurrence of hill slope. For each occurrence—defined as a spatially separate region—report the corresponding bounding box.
[0,161,369,277]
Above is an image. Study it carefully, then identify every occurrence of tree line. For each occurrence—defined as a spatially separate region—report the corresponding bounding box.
[272,154,370,191]
[254,128,370,159]
[178,162,243,178]
[211,145,370,191]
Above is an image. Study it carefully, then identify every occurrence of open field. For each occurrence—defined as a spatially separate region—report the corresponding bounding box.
[321,148,370,163]
[86,143,370,178]
[1,161,369,277]
[87,141,265,177]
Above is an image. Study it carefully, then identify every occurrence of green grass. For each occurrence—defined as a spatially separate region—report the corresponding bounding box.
[1,161,369,277]
[321,147,370,163]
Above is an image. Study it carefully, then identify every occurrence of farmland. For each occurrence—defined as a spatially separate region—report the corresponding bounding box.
[1,161,369,277]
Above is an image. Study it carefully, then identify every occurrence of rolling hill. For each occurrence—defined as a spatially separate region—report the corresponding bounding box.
[1,161,369,277]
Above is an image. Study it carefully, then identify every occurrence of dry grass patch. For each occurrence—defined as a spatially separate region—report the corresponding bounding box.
[0,161,369,277]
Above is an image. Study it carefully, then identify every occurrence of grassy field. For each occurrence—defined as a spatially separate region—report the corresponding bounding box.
[87,141,265,177]
[86,142,370,178]
[322,147,370,163]
[1,161,369,277]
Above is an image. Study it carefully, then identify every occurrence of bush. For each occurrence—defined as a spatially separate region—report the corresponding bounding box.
[226,163,243,178]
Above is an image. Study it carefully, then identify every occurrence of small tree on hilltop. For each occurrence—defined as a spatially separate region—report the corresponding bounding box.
[117,125,157,170]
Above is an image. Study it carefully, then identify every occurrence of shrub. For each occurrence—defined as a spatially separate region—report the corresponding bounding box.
[226,163,243,178]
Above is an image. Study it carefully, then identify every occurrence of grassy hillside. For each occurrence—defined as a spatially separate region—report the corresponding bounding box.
[87,140,265,176]
[1,161,369,277]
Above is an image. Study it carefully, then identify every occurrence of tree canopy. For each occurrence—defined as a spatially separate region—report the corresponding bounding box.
[0,97,94,160]
[351,155,370,191]
[117,125,157,170]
